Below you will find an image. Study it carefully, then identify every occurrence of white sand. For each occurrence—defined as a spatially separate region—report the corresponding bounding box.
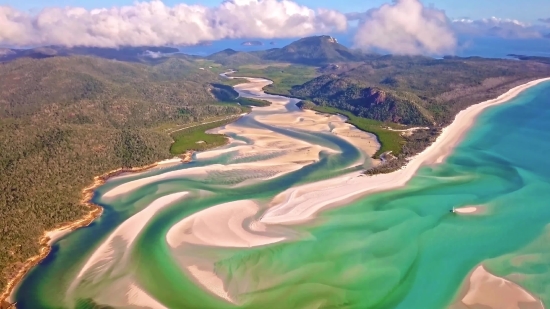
[167,200,285,248]
[78,276,169,309]
[126,283,169,309]
[103,162,304,198]
[45,229,74,246]
[186,265,235,303]
[74,192,188,281]
[454,206,486,214]
[166,200,288,304]
[450,265,543,309]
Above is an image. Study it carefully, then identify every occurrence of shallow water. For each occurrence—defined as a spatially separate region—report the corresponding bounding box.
[15,79,550,308]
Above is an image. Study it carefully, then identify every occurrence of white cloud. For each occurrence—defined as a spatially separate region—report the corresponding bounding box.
[452,17,544,39]
[352,0,457,55]
[0,0,347,47]
[142,50,164,58]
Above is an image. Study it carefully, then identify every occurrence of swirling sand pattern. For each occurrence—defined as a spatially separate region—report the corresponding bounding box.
[14,78,550,309]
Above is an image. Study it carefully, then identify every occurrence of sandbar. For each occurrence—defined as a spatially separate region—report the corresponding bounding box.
[450,265,543,309]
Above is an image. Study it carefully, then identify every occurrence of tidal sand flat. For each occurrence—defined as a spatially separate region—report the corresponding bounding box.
[13,77,550,309]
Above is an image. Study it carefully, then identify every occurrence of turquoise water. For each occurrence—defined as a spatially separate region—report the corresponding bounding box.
[15,80,550,308]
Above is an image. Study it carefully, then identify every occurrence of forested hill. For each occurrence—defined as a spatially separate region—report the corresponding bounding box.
[206,35,368,66]
[256,35,364,64]
[0,55,244,295]
[291,56,550,126]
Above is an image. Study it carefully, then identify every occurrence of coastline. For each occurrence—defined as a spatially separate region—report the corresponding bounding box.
[4,76,549,307]
[158,77,550,302]
[258,77,550,225]
[0,152,194,307]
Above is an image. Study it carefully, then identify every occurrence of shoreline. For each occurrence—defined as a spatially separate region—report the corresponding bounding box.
[0,152,194,307]
[4,76,549,307]
[157,77,550,302]
[258,77,550,225]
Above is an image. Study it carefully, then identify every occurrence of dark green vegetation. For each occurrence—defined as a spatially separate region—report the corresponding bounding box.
[0,55,247,294]
[170,116,242,155]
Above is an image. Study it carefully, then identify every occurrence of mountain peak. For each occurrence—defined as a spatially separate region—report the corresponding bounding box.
[260,35,360,65]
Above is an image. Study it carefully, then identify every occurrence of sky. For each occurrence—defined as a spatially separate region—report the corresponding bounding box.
[4,0,550,22]
[1,0,549,54]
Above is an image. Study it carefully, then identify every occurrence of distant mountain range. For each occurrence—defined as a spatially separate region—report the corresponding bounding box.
[3,36,550,129]
[206,48,263,66]
[205,35,365,66]
[0,35,359,65]
[0,46,181,62]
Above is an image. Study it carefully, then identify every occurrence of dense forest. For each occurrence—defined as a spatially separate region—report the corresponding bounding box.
[0,56,247,295]
[290,56,550,126]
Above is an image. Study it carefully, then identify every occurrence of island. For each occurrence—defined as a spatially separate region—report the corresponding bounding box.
[2,35,550,309]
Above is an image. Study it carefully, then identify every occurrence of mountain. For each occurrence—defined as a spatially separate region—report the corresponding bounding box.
[201,35,367,66]
[292,74,434,125]
[257,35,363,65]
[0,46,181,63]
[207,48,263,66]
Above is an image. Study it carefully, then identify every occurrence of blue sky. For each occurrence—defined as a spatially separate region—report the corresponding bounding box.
[5,0,550,23]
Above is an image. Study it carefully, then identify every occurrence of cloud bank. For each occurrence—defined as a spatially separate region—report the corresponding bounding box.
[352,0,457,55]
[0,0,547,55]
[0,0,347,47]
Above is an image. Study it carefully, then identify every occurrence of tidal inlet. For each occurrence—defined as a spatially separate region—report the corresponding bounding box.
[14,77,550,309]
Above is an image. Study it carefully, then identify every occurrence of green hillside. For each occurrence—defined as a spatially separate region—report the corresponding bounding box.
[290,56,550,126]
[0,56,246,293]
[258,36,363,64]
[207,48,264,66]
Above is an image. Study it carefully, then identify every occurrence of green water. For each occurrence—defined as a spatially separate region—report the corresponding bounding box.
[15,80,550,308]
